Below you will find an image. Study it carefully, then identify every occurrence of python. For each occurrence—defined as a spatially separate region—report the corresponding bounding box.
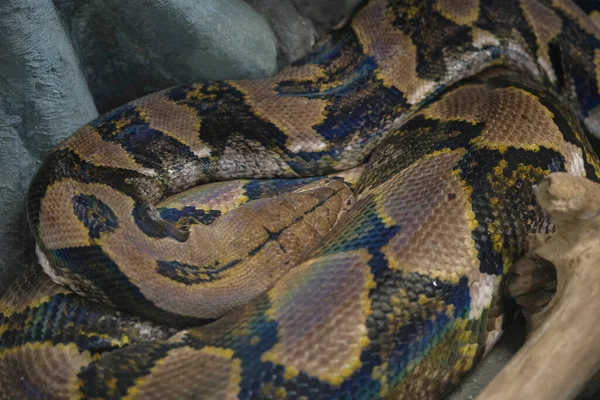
[2,0,600,398]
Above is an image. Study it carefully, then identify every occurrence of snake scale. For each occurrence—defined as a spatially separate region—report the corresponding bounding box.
[2,0,600,398]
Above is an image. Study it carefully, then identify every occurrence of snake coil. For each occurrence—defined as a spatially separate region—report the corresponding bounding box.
[2,0,600,399]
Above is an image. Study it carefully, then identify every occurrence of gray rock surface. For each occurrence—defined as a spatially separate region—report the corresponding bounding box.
[54,0,279,112]
[245,0,364,66]
[291,0,364,33]
[245,0,317,66]
[0,0,98,292]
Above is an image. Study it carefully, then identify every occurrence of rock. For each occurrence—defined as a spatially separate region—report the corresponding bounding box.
[0,0,98,291]
[291,0,364,33]
[54,0,279,112]
[245,0,318,66]
[246,0,364,66]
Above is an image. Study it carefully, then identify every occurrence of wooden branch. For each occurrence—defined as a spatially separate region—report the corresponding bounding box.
[478,172,600,400]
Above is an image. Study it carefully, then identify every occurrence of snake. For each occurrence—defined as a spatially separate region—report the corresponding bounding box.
[2,0,600,398]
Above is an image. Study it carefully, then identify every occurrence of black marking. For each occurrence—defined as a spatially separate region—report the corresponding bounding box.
[478,1,540,62]
[91,103,211,190]
[159,206,221,226]
[265,227,286,253]
[360,116,485,190]
[132,203,189,242]
[71,194,119,240]
[156,259,242,285]
[0,292,124,353]
[391,1,474,81]
[549,41,566,91]
[78,342,181,398]
[459,146,565,275]
[571,1,600,14]
[552,7,600,117]
[366,269,471,387]
[242,176,323,201]
[50,246,209,326]
[171,82,290,158]
[248,226,287,257]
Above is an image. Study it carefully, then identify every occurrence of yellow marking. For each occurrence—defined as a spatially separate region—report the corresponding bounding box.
[0,289,69,318]
[493,160,507,177]
[429,147,453,157]
[591,10,600,27]
[264,306,276,320]
[250,336,260,346]
[124,382,141,398]
[124,346,241,400]
[114,116,134,131]
[228,76,330,153]
[407,6,420,19]
[487,163,551,270]
[519,0,562,81]
[359,335,371,349]
[0,342,93,398]
[279,66,327,84]
[185,85,219,102]
[456,318,468,331]
[201,346,234,360]
[283,366,299,380]
[436,0,480,25]
[462,358,474,372]
[275,387,287,399]
[595,50,600,96]
[233,194,249,207]
[61,125,152,175]
[491,231,503,252]
[261,351,275,363]
[263,251,373,386]
[230,358,243,398]
[261,383,288,399]
[585,150,600,179]
[457,172,480,234]
[417,294,431,306]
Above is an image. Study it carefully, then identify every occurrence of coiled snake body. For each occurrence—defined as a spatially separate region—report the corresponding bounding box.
[3,0,600,398]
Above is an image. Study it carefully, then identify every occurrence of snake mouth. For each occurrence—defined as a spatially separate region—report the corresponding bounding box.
[292,177,355,227]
